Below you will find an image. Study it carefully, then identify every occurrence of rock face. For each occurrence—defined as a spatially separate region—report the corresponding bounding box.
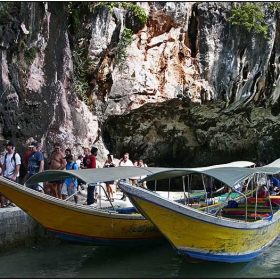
[100,2,280,166]
[0,2,280,170]
[0,2,105,165]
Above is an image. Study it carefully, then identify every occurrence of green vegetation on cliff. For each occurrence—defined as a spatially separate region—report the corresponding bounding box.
[67,2,147,101]
[98,2,148,24]
[229,3,268,38]
[116,28,133,69]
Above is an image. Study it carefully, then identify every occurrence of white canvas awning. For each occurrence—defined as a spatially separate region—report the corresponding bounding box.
[25,166,171,185]
[138,159,280,188]
[25,160,255,188]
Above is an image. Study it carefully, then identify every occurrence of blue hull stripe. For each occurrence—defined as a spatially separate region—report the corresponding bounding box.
[48,229,164,246]
[179,248,262,263]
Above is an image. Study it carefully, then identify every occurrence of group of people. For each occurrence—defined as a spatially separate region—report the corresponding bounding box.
[103,152,148,202]
[0,140,148,207]
[252,175,280,198]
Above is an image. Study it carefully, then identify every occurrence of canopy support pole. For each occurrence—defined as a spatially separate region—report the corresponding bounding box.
[264,174,273,214]
[202,175,209,213]
[168,178,171,199]
[97,183,115,210]
[182,176,186,205]
[187,175,190,205]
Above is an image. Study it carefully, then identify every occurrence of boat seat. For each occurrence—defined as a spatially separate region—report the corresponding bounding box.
[222,214,262,221]
[237,203,279,210]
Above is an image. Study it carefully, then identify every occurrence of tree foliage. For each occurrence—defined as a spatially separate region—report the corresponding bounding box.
[98,2,148,24]
[116,28,133,69]
[67,2,147,99]
[229,3,268,38]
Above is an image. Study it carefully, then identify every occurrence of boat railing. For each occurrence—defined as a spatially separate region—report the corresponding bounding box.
[232,189,248,222]
[64,183,116,210]
[201,188,257,218]
[96,183,116,210]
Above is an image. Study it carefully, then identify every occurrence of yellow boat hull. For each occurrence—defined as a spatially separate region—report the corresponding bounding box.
[0,177,163,245]
[119,182,280,262]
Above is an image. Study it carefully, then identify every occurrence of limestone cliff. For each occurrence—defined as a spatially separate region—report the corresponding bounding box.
[0,2,280,169]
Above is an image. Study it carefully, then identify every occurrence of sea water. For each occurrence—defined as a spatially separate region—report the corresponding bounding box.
[0,237,279,278]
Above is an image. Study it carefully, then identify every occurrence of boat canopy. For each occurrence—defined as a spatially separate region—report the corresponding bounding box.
[138,167,255,188]
[25,161,255,187]
[138,159,280,188]
[25,166,171,185]
[254,158,280,174]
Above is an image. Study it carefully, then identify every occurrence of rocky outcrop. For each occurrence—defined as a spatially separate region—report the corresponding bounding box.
[104,99,280,167]
[101,2,280,166]
[0,2,106,164]
[1,2,280,169]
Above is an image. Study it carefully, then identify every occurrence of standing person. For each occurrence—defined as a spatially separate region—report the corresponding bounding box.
[81,147,90,169]
[118,153,133,167]
[2,141,21,183]
[61,154,79,203]
[24,144,34,168]
[1,141,21,207]
[36,143,45,193]
[75,155,83,169]
[270,175,280,188]
[118,152,133,200]
[75,155,83,187]
[49,143,66,199]
[104,154,115,202]
[138,159,148,188]
[23,142,35,183]
[83,147,98,205]
[79,147,91,189]
[131,160,139,186]
[26,142,44,192]
[138,159,147,168]
[0,158,6,208]
[65,148,71,155]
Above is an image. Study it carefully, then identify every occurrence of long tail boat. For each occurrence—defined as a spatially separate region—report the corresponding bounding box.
[118,159,280,262]
[0,167,168,246]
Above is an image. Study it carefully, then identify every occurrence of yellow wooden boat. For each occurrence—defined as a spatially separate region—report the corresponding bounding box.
[0,167,169,246]
[118,159,280,262]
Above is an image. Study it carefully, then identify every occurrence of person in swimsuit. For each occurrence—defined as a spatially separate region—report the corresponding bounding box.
[104,154,116,202]
[49,143,66,199]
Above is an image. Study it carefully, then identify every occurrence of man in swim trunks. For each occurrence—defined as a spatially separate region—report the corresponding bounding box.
[49,143,66,199]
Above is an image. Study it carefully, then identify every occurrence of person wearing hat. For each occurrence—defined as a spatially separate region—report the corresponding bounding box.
[103,154,116,202]
[24,142,35,168]
[2,141,21,183]
[26,141,44,192]
[61,154,79,203]
[22,140,38,184]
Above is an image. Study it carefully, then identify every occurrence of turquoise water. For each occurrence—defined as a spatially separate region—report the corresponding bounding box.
[0,237,279,278]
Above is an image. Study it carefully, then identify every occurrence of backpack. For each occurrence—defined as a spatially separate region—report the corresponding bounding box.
[4,151,21,167]
[69,162,78,170]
